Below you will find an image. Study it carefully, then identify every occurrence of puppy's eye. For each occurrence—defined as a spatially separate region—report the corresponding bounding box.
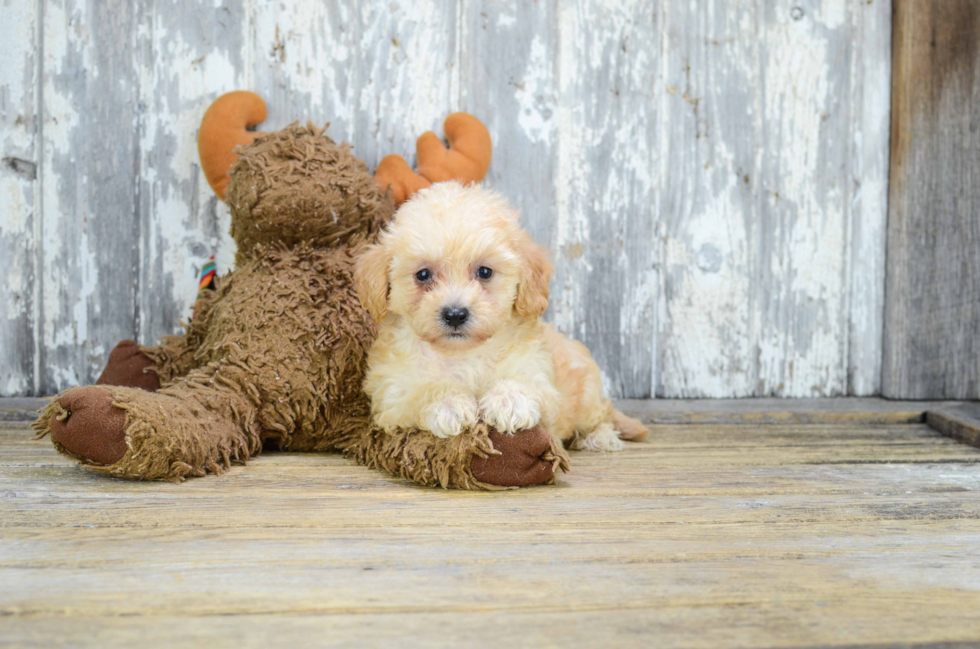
[415,269,431,282]
[477,266,493,280]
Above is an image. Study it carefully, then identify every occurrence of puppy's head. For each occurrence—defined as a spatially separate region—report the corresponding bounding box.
[355,182,552,351]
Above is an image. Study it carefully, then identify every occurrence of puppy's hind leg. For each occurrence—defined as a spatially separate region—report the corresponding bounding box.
[568,410,648,452]
[573,423,624,452]
[613,409,649,442]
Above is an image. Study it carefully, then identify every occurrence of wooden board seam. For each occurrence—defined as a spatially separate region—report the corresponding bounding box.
[926,409,980,449]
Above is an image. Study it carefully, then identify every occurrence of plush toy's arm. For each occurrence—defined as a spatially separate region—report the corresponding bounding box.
[142,334,200,387]
[140,282,221,385]
[374,113,492,205]
[344,422,569,490]
[94,288,218,391]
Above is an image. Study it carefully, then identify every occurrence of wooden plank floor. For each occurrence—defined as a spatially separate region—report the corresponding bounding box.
[3,406,980,647]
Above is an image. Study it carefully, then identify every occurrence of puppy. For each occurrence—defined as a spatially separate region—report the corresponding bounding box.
[354,182,648,451]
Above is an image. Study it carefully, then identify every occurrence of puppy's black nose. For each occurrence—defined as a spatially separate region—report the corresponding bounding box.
[441,306,469,329]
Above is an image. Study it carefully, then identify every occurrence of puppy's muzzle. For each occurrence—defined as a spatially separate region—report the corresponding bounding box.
[441,306,469,330]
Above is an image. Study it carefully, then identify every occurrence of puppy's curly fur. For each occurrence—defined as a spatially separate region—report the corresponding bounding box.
[355,182,648,451]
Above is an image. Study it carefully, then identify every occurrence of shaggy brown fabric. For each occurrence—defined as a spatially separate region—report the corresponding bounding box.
[345,423,501,490]
[96,340,160,392]
[143,284,222,386]
[32,119,570,488]
[35,384,256,482]
[344,424,568,490]
[225,122,392,264]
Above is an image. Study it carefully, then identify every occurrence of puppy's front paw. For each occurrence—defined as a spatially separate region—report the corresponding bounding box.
[479,381,542,434]
[421,393,479,438]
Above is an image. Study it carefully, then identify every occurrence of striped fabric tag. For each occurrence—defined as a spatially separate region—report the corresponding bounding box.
[192,255,218,320]
[198,256,217,297]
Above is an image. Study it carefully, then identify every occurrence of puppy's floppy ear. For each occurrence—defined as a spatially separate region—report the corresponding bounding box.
[354,243,390,322]
[514,231,553,318]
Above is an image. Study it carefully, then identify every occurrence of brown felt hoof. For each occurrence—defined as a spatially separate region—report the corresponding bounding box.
[471,426,557,487]
[96,340,160,392]
[49,387,128,466]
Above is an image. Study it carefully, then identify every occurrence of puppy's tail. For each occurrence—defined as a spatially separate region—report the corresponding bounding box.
[613,409,649,443]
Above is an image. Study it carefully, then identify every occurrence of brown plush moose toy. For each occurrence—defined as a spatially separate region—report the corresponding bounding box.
[33,91,568,489]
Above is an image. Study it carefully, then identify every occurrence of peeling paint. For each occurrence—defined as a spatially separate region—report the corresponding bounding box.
[0,0,892,399]
[36,0,143,393]
[515,36,555,146]
[657,0,889,399]
[353,0,458,169]
[138,0,250,342]
[554,0,658,397]
[0,0,36,397]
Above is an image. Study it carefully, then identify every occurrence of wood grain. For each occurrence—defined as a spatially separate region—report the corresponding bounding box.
[617,396,941,426]
[458,0,558,251]
[251,0,355,138]
[0,0,38,396]
[136,0,251,349]
[0,1,896,398]
[927,403,980,449]
[884,0,980,399]
[658,0,756,398]
[349,0,459,169]
[551,0,659,398]
[658,1,892,398]
[4,607,980,649]
[847,0,892,397]
[38,0,142,394]
[3,417,980,646]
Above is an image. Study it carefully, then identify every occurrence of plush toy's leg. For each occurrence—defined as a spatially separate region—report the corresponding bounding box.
[471,428,569,487]
[344,423,569,490]
[39,339,569,487]
[34,365,263,482]
[95,340,161,392]
[41,387,131,466]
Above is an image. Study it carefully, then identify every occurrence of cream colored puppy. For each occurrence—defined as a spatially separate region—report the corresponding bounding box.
[354,182,648,451]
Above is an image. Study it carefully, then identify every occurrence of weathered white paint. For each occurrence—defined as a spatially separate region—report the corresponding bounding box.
[350,0,458,168]
[553,0,659,398]
[38,0,143,394]
[0,0,38,396]
[252,1,355,138]
[458,0,558,257]
[659,1,757,398]
[0,0,893,398]
[658,0,890,398]
[137,0,251,346]
[847,0,891,396]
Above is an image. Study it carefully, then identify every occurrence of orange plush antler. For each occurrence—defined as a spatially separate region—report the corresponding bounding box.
[198,91,268,201]
[374,113,492,205]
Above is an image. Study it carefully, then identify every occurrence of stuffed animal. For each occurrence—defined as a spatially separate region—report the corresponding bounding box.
[32,91,568,489]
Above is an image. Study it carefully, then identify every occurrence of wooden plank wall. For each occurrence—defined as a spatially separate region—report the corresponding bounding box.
[0,0,892,399]
[0,1,39,396]
[883,0,980,400]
